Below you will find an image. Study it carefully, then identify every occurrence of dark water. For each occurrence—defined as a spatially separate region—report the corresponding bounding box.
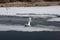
[0,31,60,40]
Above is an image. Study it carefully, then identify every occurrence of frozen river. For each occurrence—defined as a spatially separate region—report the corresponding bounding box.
[0,6,60,32]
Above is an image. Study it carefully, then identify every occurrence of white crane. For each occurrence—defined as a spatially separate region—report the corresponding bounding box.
[25,17,32,27]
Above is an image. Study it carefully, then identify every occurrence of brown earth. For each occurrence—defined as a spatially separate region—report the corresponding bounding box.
[0,2,60,7]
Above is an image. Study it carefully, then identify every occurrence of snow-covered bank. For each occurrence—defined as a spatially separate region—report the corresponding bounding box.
[0,6,60,15]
